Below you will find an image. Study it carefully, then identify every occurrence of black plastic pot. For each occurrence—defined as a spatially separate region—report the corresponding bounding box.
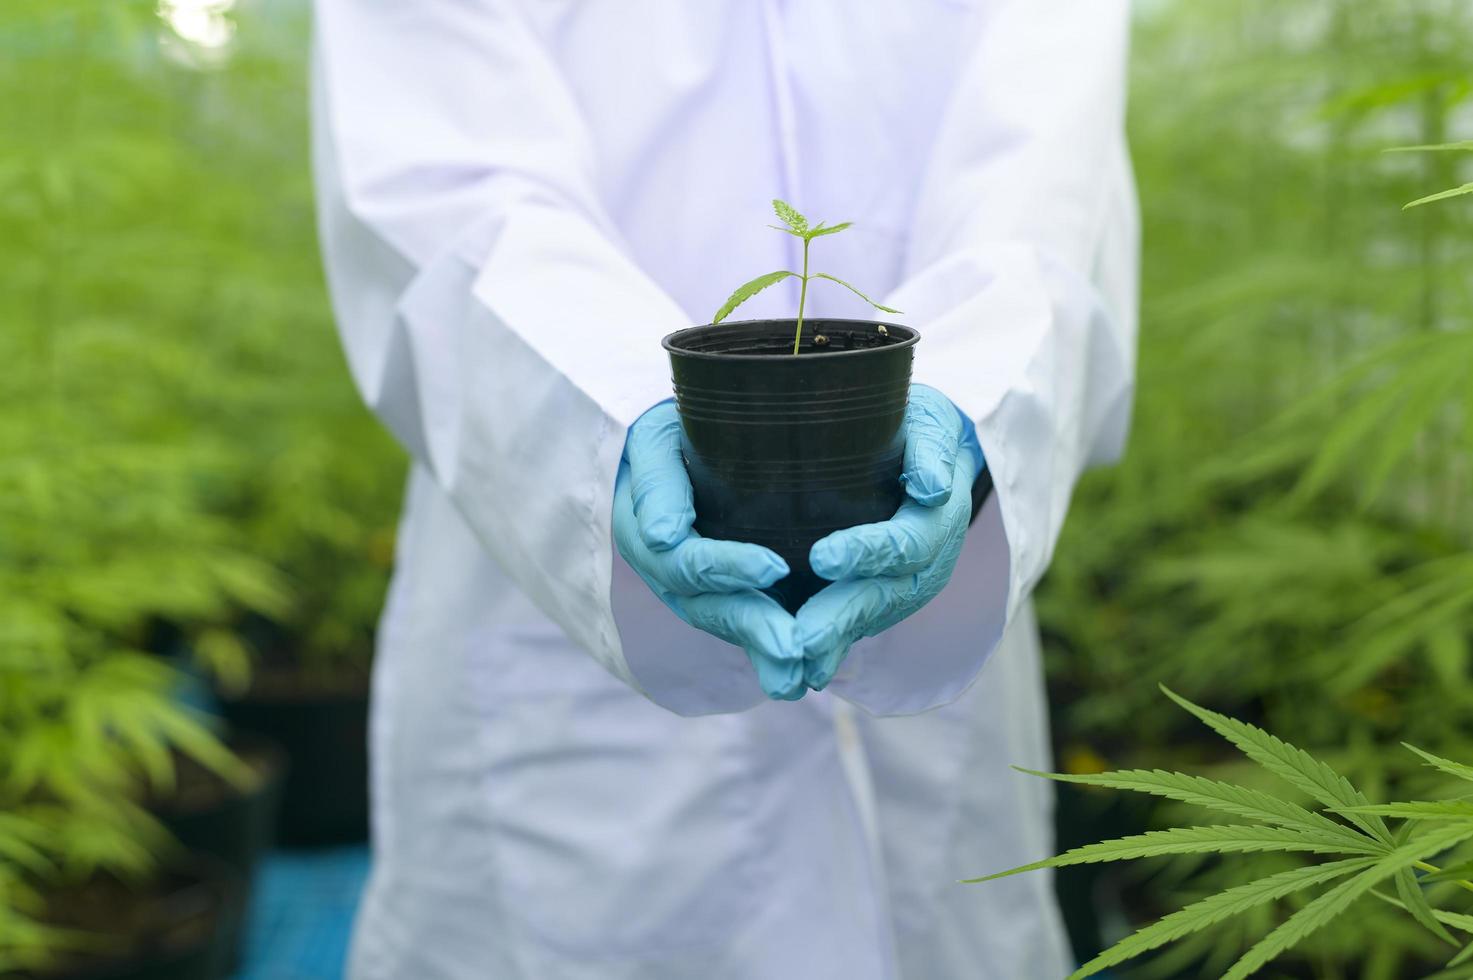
[217,670,370,847]
[29,862,235,980]
[663,318,918,612]
[154,733,286,975]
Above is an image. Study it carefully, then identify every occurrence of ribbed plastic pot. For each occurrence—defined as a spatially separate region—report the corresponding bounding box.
[663,318,918,613]
[217,672,369,847]
[32,861,235,980]
[154,733,286,976]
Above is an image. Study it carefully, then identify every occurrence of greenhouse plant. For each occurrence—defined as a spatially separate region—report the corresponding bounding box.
[662,200,917,612]
[3,0,399,972]
[1035,2,1473,973]
[4,0,1472,975]
[977,688,1473,979]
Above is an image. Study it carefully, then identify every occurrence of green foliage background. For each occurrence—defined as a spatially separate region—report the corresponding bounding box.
[1,0,403,968]
[1,0,1470,975]
[1038,1,1473,975]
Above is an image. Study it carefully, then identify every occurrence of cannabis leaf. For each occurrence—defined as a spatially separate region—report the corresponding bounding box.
[1339,802,1473,820]
[1159,685,1393,845]
[1405,184,1473,210]
[772,198,809,235]
[810,273,901,314]
[1388,142,1473,209]
[1220,824,1473,980]
[971,690,1473,978]
[1406,744,1473,785]
[1071,858,1377,977]
[714,199,901,354]
[712,271,797,324]
[964,824,1383,883]
[806,221,853,238]
[1016,766,1373,847]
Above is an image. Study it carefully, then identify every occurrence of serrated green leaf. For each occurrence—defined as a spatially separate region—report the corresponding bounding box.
[805,221,853,239]
[1404,183,1473,209]
[964,824,1383,883]
[1420,861,1473,884]
[1221,823,1473,980]
[1338,802,1473,821]
[1370,889,1473,969]
[1071,857,1377,978]
[711,270,797,324]
[771,199,808,234]
[1371,887,1473,934]
[1017,767,1374,848]
[1161,686,1392,845]
[810,273,902,314]
[1405,745,1473,785]
[1396,866,1459,946]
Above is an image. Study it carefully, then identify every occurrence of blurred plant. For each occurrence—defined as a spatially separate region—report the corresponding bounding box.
[1,0,402,964]
[1044,2,1473,775]
[978,689,1473,979]
[0,655,248,972]
[1038,1,1473,973]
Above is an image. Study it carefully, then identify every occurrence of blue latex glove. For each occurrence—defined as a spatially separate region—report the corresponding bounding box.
[796,385,983,690]
[614,402,807,700]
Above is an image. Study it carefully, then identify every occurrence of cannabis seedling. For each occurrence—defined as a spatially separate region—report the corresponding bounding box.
[713,199,900,355]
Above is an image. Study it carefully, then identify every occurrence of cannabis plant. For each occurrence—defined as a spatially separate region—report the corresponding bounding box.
[713,199,899,353]
[975,689,1473,979]
[0,653,248,973]
[1037,12,1473,970]
[2,0,386,966]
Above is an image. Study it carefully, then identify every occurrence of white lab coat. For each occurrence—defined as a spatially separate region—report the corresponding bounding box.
[312,1,1137,977]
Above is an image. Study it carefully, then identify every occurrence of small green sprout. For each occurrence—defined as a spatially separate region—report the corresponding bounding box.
[712,199,901,355]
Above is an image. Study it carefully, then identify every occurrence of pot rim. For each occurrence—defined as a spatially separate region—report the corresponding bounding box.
[662,318,919,362]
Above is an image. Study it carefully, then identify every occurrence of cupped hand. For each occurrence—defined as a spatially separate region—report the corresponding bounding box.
[795,385,981,690]
[614,402,806,700]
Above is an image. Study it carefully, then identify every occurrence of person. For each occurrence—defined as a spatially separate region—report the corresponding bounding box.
[311,1,1137,977]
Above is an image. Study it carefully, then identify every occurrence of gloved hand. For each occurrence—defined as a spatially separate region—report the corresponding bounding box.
[614,402,806,700]
[796,385,983,690]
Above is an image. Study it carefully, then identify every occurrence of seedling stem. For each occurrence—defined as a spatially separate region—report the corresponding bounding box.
[711,199,900,354]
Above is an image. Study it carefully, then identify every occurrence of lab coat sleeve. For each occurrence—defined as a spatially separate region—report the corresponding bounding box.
[827,0,1139,715]
[311,1,692,697]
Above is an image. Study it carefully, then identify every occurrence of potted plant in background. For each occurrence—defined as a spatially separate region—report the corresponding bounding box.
[0,649,246,980]
[663,200,914,611]
[148,731,286,975]
[200,395,401,847]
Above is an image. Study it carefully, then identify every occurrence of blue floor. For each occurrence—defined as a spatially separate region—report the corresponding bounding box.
[234,846,370,980]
